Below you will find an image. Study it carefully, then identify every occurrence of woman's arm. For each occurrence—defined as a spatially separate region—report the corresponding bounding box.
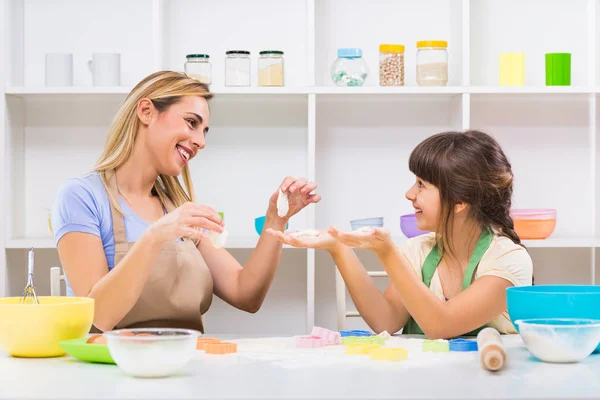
[198,214,286,313]
[200,177,320,313]
[58,230,163,332]
[57,201,222,332]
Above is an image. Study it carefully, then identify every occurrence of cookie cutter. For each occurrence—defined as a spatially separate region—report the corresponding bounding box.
[449,338,478,352]
[311,326,341,345]
[369,347,408,361]
[204,341,237,354]
[296,335,325,348]
[422,339,449,353]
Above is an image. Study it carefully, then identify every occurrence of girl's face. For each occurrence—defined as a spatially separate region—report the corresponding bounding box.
[405,177,441,232]
[143,96,210,176]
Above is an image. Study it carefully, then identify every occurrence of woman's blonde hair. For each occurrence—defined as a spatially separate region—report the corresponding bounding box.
[95,71,213,214]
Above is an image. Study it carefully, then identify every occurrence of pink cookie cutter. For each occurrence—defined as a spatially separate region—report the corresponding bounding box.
[311,326,341,345]
[296,335,325,348]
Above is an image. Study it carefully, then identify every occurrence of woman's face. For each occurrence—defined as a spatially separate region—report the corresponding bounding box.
[143,96,210,176]
[405,177,441,232]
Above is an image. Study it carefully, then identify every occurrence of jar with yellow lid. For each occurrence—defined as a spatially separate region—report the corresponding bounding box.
[379,44,404,86]
[416,40,448,86]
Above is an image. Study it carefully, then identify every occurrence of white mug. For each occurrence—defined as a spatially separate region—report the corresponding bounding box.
[88,53,121,86]
[45,53,73,86]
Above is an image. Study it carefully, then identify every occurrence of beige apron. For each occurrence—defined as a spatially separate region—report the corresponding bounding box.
[95,172,214,333]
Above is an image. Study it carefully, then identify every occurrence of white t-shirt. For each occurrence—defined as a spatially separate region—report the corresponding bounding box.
[399,232,533,334]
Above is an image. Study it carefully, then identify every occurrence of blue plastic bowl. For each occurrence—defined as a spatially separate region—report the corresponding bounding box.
[350,217,383,231]
[506,285,600,352]
[254,216,288,236]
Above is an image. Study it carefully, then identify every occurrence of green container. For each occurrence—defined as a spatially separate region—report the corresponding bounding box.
[545,53,571,86]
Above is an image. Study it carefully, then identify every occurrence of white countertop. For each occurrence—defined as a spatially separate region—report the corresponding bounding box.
[0,334,599,399]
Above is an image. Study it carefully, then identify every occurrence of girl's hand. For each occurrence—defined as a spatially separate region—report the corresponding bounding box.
[146,202,224,244]
[265,228,341,252]
[267,177,321,222]
[328,226,396,257]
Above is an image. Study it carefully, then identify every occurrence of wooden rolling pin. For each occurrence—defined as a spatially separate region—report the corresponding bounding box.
[477,327,506,371]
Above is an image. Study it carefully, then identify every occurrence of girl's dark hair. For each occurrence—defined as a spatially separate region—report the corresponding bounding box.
[408,130,525,260]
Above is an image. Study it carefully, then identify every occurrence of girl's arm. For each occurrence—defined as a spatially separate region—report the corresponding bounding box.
[264,228,410,334]
[377,246,513,339]
[329,244,410,334]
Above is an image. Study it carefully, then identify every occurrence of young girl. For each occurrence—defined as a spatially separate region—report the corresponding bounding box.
[267,130,533,339]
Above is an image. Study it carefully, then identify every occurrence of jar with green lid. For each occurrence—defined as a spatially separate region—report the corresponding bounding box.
[258,50,284,86]
[185,54,211,84]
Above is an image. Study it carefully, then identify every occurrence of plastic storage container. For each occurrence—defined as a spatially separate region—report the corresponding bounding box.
[510,208,556,239]
[400,213,429,238]
[416,41,448,86]
[506,285,600,353]
[258,50,284,86]
[331,48,369,87]
[379,44,404,86]
[515,318,600,363]
[184,54,211,84]
[225,50,251,87]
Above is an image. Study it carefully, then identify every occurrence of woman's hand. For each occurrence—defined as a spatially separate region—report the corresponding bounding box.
[267,177,321,222]
[265,228,341,252]
[146,202,224,244]
[329,226,396,257]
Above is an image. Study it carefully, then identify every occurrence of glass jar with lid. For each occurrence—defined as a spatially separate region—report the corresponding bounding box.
[225,50,251,87]
[416,41,448,86]
[184,54,211,84]
[331,48,369,86]
[379,44,405,86]
[258,50,284,86]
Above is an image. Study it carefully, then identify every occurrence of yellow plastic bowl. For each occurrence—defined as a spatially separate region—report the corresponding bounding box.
[0,296,94,358]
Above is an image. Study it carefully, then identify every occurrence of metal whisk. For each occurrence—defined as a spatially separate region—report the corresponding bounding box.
[19,247,39,304]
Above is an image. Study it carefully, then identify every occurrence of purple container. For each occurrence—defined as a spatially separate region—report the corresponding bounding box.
[400,213,429,238]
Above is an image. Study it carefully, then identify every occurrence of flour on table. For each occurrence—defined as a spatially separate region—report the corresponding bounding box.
[196,336,475,370]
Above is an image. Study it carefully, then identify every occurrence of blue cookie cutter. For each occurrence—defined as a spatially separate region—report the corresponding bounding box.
[340,330,373,337]
[449,338,478,352]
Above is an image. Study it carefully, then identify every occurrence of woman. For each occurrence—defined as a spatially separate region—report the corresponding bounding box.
[268,130,532,339]
[52,71,320,333]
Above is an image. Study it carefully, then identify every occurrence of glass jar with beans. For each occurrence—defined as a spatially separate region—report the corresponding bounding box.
[379,44,405,86]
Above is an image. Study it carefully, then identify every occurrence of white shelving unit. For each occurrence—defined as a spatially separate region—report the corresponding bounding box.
[1,0,599,335]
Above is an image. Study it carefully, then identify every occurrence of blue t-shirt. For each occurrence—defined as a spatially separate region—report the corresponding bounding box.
[51,172,152,296]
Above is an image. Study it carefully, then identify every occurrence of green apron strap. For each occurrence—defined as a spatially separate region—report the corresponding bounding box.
[402,228,493,336]
[462,228,493,290]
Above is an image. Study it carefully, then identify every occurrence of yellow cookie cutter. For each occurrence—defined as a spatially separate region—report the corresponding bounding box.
[369,347,408,361]
[345,343,380,355]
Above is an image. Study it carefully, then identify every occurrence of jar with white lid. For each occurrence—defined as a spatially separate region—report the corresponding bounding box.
[331,48,369,86]
[185,54,211,84]
[225,50,251,87]
[258,50,284,86]
[416,41,448,86]
[379,44,405,86]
